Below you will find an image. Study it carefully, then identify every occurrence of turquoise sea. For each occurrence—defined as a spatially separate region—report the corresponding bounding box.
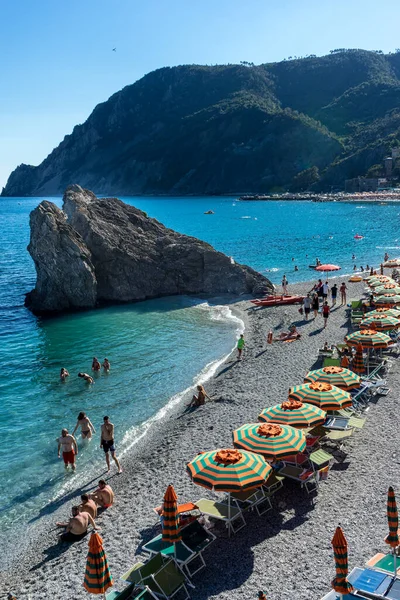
[1,195,400,534]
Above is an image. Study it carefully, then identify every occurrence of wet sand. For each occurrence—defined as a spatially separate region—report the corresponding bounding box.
[2,279,400,600]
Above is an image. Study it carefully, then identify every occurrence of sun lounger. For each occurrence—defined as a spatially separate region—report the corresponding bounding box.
[262,473,284,496]
[227,486,273,516]
[323,429,353,451]
[324,416,353,431]
[323,358,341,367]
[367,553,400,576]
[142,520,215,577]
[121,554,190,600]
[195,498,246,536]
[107,585,159,600]
[346,566,394,598]
[278,464,319,494]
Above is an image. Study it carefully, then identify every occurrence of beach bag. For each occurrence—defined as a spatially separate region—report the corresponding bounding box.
[298,307,303,315]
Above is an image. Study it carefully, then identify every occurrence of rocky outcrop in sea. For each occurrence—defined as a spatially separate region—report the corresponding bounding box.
[26,185,273,314]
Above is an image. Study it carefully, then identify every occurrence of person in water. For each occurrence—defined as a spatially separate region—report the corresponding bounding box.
[92,357,101,372]
[188,384,211,407]
[237,334,245,360]
[57,429,78,470]
[56,506,98,542]
[60,368,69,382]
[102,358,110,371]
[294,265,298,272]
[100,416,122,474]
[91,480,114,509]
[73,412,96,440]
[78,372,94,384]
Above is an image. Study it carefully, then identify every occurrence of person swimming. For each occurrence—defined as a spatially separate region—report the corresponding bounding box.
[78,372,94,384]
[60,368,69,382]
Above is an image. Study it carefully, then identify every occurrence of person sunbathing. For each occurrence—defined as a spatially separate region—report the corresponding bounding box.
[90,480,114,508]
[79,494,97,519]
[56,506,98,542]
[275,325,301,341]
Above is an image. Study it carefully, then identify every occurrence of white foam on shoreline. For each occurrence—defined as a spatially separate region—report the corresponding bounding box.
[119,303,244,456]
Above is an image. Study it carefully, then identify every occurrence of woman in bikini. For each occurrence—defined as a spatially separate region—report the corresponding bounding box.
[188,385,211,407]
[73,412,96,440]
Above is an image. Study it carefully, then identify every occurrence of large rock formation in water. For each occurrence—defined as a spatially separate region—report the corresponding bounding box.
[26,185,273,314]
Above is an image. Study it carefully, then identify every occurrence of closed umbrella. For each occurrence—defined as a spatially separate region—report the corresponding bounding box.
[162,484,181,544]
[258,399,326,429]
[289,382,352,411]
[360,314,400,331]
[83,532,113,598]
[352,343,365,374]
[232,423,306,460]
[305,366,360,390]
[331,526,354,597]
[385,486,399,576]
[340,354,350,368]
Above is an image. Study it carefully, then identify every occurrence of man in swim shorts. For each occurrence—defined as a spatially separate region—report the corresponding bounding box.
[79,494,97,518]
[56,506,98,542]
[100,417,122,473]
[90,480,114,508]
[57,429,78,470]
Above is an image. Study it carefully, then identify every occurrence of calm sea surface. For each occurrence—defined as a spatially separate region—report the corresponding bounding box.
[1,195,399,531]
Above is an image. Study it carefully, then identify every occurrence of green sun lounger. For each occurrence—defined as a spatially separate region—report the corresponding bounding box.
[106,585,159,600]
[121,554,189,600]
[195,498,246,536]
[323,358,341,367]
[367,552,400,575]
[142,520,215,577]
[227,486,272,516]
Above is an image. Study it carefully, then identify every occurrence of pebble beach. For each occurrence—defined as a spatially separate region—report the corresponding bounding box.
[2,278,400,600]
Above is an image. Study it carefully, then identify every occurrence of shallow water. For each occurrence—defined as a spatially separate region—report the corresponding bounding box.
[1,194,399,531]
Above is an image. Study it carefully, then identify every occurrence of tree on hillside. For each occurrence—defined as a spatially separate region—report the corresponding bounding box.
[366,164,384,178]
[289,166,320,192]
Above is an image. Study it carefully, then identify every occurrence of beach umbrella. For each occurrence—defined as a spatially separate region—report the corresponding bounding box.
[83,532,113,598]
[340,354,350,368]
[315,264,341,280]
[360,314,400,331]
[345,329,392,349]
[368,307,400,319]
[289,382,352,411]
[374,285,400,296]
[232,423,306,460]
[374,294,400,306]
[383,259,400,268]
[305,366,360,390]
[161,484,181,544]
[331,526,354,597]
[187,448,271,492]
[352,343,365,374]
[369,278,393,288]
[385,486,399,576]
[258,399,326,429]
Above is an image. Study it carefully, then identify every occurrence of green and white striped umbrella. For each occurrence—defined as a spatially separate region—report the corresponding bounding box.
[305,366,361,390]
[345,329,392,348]
[289,382,352,411]
[369,278,394,288]
[374,285,400,296]
[258,400,326,429]
[360,314,400,331]
[232,423,306,460]
[186,448,271,492]
[374,294,400,306]
[368,308,400,319]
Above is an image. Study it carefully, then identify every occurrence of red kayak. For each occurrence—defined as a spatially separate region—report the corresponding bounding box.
[251,295,305,307]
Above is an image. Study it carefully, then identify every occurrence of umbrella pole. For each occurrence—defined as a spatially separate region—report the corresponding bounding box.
[394,550,397,578]
[228,493,231,538]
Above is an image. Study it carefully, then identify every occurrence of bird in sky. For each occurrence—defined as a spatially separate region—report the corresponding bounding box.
[112,47,116,52]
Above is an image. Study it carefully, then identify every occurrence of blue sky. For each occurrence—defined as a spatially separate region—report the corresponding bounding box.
[1,0,400,189]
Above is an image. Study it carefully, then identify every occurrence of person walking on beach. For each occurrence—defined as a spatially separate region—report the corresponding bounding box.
[100,416,122,474]
[237,334,245,360]
[303,295,311,320]
[73,412,96,440]
[311,292,319,318]
[322,301,330,328]
[331,284,338,307]
[57,429,78,471]
[340,282,348,306]
[282,275,288,294]
[91,480,114,508]
[322,281,329,301]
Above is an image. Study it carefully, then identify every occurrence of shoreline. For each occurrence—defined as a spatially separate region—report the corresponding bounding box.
[3,278,400,599]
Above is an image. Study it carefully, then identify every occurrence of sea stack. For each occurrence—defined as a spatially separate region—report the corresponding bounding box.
[26,185,273,314]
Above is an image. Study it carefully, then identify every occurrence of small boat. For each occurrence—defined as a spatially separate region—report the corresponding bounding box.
[251,295,305,307]
[354,234,364,239]
[308,265,317,269]
[204,210,214,215]
[349,275,363,282]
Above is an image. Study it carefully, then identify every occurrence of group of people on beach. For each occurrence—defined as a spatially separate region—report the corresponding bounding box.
[300,280,348,328]
[57,415,122,473]
[55,479,115,542]
[60,357,110,384]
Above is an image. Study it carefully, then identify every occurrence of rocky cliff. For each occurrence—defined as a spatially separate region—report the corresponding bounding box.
[26,185,272,314]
